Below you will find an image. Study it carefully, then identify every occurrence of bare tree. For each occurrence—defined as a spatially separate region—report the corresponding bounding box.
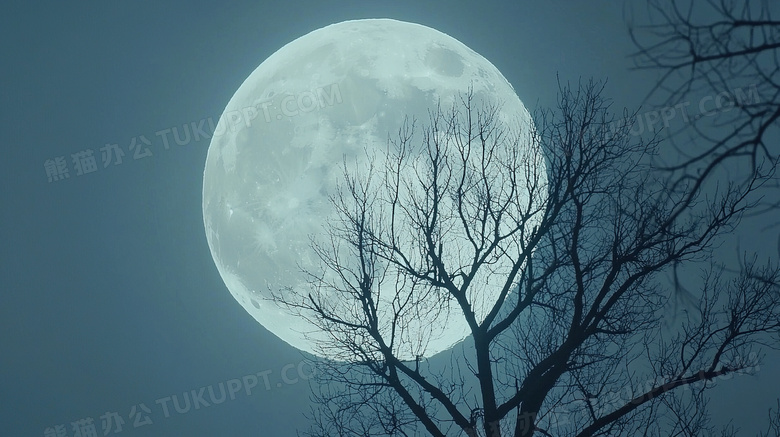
[629,6,780,433]
[272,81,780,436]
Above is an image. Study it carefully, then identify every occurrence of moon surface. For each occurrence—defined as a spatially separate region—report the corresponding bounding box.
[203,19,540,360]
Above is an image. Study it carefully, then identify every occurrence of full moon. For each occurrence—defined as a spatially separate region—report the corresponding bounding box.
[203,19,540,359]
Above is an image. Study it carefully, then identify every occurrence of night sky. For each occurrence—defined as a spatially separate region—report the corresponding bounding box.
[2,1,777,436]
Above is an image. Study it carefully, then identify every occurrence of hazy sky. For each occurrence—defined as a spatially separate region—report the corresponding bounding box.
[1,1,777,436]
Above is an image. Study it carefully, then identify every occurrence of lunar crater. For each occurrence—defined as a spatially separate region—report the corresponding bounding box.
[424,47,465,77]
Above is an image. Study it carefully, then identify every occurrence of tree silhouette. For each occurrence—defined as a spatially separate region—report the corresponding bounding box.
[630,4,780,432]
[272,81,780,436]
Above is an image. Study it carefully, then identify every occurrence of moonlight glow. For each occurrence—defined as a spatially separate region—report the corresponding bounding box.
[203,19,542,359]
